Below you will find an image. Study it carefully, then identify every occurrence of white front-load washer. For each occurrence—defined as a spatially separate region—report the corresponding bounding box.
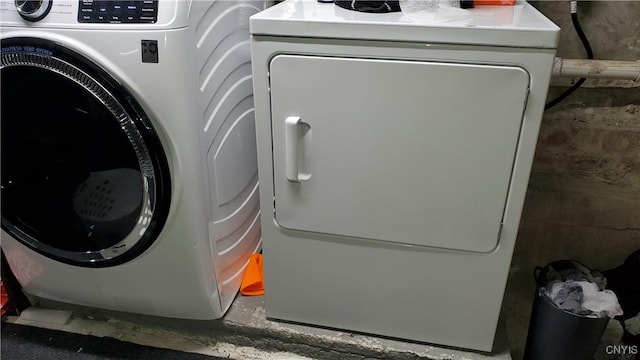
[1,0,264,319]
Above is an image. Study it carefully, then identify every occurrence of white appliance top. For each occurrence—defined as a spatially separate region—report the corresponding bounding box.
[250,0,559,48]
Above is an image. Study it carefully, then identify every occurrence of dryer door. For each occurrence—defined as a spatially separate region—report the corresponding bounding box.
[269,55,530,253]
[0,38,171,267]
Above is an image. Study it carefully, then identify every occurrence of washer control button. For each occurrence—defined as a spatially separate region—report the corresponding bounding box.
[16,0,53,21]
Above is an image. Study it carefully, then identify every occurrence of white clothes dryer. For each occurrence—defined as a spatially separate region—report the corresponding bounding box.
[250,0,559,351]
[1,0,264,319]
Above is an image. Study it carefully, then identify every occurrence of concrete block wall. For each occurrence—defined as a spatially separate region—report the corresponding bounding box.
[504,2,640,359]
[516,0,640,287]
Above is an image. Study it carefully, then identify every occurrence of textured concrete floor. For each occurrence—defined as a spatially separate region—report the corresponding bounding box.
[6,268,632,360]
[7,254,633,360]
[8,294,513,360]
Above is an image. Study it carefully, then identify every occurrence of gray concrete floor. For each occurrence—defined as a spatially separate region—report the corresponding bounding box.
[4,263,628,360]
[8,293,513,360]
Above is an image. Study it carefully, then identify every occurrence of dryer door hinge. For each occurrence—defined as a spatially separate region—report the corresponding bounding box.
[497,222,504,242]
[523,87,531,112]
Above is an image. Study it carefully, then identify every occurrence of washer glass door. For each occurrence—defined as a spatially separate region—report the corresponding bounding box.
[1,38,171,267]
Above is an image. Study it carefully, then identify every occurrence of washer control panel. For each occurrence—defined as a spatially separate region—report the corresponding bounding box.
[0,0,184,28]
[78,0,158,23]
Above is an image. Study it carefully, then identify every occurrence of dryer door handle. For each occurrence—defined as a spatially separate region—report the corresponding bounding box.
[285,116,312,183]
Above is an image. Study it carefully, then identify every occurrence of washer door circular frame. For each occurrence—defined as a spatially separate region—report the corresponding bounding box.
[1,37,171,267]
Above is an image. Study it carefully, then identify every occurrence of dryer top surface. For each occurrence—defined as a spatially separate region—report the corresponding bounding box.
[250,0,559,48]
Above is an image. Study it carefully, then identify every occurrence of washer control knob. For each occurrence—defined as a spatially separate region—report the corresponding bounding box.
[16,0,52,21]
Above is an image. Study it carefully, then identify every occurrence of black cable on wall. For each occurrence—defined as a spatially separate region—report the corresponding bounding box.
[545,0,594,110]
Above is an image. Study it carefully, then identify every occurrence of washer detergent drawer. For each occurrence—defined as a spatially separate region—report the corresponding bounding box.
[269,55,530,253]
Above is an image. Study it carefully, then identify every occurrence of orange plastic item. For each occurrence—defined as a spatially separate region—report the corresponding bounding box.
[474,0,515,5]
[240,254,264,296]
[1,281,10,316]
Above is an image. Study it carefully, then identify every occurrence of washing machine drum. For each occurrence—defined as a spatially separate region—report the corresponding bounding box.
[0,38,171,267]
